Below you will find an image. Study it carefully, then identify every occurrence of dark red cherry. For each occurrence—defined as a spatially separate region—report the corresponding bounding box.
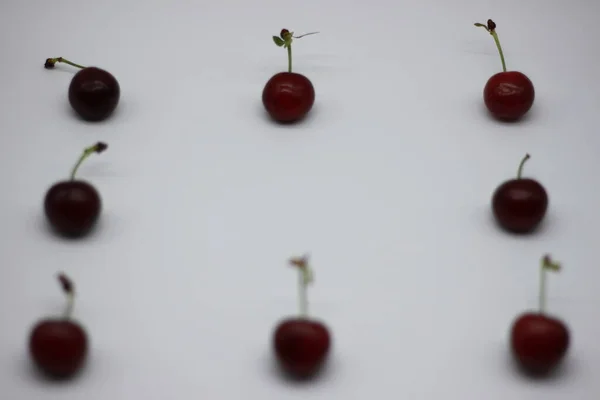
[492,154,548,233]
[273,318,331,378]
[69,67,120,121]
[44,57,119,121]
[484,71,534,120]
[43,142,107,238]
[29,274,88,379]
[29,320,88,378]
[511,313,569,375]
[44,181,101,237]
[263,72,315,123]
[509,256,569,376]
[272,254,331,379]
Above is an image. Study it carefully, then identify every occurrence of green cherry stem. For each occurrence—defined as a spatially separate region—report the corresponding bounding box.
[539,255,561,314]
[516,153,531,179]
[289,254,314,318]
[70,142,108,180]
[44,57,87,70]
[58,273,75,319]
[287,41,293,73]
[474,19,507,72]
[273,30,319,73]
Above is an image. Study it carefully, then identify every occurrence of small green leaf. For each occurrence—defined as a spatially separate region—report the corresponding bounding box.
[273,36,285,47]
[474,23,486,27]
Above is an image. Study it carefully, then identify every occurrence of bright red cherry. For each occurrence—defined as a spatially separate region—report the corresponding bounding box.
[475,19,534,121]
[272,254,331,379]
[45,57,120,121]
[44,142,108,238]
[510,255,570,375]
[262,29,318,123]
[29,273,89,379]
[492,153,548,233]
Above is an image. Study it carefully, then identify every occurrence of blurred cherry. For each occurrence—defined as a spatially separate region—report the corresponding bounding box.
[272,254,331,379]
[29,273,89,379]
[510,255,570,375]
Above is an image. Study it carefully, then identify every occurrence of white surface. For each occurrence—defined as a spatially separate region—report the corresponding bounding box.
[1,0,599,398]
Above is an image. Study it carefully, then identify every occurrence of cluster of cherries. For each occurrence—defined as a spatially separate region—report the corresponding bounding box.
[28,19,568,382]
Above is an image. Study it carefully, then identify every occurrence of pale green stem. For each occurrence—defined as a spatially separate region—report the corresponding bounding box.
[539,264,547,313]
[70,146,98,180]
[516,154,530,179]
[64,293,75,319]
[298,269,308,317]
[490,31,507,72]
[49,57,86,69]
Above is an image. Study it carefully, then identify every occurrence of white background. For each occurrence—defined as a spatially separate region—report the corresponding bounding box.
[0,0,599,398]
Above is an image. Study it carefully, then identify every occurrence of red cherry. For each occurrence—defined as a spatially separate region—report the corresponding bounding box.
[484,71,535,120]
[68,67,120,121]
[44,142,107,238]
[272,254,332,379]
[262,72,315,123]
[44,181,101,237]
[29,320,88,378]
[29,274,89,379]
[45,57,120,121]
[511,313,569,375]
[475,19,534,121]
[492,154,548,233]
[264,29,319,123]
[273,318,331,378]
[509,255,570,376]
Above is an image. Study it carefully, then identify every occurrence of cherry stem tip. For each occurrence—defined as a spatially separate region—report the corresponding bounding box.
[542,254,561,272]
[474,19,506,72]
[70,142,108,180]
[58,273,74,294]
[539,254,561,314]
[44,57,86,70]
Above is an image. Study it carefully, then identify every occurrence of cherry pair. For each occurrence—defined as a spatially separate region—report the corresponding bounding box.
[30,255,331,380]
[42,57,119,237]
[262,20,535,125]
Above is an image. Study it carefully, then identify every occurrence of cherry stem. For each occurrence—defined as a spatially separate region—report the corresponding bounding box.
[516,153,531,179]
[289,254,313,318]
[475,20,507,72]
[539,255,561,314]
[279,30,319,73]
[45,57,86,70]
[70,142,108,180]
[57,273,75,319]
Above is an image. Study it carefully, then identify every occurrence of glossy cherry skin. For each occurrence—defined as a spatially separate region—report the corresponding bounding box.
[273,318,331,378]
[511,313,569,375]
[262,72,315,123]
[68,67,120,121]
[44,180,101,237]
[492,178,548,233]
[29,319,88,379]
[484,71,534,121]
